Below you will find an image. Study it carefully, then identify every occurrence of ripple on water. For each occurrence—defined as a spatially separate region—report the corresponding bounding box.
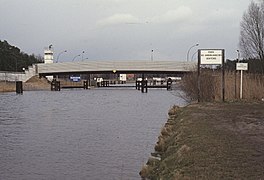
[0,89,186,179]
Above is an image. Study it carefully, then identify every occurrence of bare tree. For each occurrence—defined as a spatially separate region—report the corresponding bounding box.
[240,1,264,61]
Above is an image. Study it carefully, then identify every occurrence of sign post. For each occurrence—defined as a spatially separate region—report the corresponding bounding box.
[236,63,248,99]
[198,49,225,102]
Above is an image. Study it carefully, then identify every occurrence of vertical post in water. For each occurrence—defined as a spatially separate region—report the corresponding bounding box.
[16,81,23,94]
[51,79,60,91]
[83,80,88,89]
[145,79,148,93]
[141,74,145,93]
[56,81,61,91]
[51,79,55,91]
[88,74,91,88]
[167,78,172,90]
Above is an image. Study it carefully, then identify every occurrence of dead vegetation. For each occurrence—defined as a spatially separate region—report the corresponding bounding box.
[182,70,264,102]
[140,102,264,179]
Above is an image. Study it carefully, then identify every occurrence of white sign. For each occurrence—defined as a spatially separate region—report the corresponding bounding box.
[200,50,223,65]
[236,63,248,71]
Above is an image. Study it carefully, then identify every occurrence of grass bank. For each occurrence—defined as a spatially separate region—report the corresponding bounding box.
[140,102,264,179]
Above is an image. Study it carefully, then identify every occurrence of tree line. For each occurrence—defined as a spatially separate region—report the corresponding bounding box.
[0,40,43,72]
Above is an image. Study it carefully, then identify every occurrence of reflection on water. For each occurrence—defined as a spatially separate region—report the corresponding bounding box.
[0,89,186,179]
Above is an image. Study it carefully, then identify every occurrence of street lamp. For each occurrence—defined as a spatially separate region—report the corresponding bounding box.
[56,50,67,63]
[151,50,154,61]
[82,51,85,61]
[187,43,199,61]
[191,50,198,61]
[72,54,81,61]
[237,50,240,62]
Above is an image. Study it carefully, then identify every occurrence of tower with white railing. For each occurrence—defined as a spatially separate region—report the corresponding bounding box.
[44,44,54,64]
[44,44,54,81]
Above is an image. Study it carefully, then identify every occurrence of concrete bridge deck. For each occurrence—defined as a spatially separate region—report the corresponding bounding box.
[37,61,196,76]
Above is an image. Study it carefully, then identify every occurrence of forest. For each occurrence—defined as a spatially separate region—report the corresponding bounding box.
[0,40,43,72]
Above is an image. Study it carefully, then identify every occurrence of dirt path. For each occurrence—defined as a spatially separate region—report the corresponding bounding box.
[141,102,264,179]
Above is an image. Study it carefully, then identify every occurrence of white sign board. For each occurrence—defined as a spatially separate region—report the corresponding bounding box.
[200,50,223,65]
[236,63,248,71]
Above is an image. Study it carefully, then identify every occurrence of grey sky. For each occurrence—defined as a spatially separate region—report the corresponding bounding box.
[0,0,250,62]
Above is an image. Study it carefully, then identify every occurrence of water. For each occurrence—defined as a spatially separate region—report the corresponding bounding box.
[0,89,186,180]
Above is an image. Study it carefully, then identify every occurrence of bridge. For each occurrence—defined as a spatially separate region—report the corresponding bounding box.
[37,60,196,76]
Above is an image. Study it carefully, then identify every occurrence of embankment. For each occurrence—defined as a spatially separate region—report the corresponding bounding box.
[140,102,264,179]
[0,76,50,93]
[0,81,16,92]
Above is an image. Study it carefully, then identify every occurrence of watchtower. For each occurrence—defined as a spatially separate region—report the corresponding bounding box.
[44,44,54,64]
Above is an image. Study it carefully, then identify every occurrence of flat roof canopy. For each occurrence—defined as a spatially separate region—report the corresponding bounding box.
[37,60,196,76]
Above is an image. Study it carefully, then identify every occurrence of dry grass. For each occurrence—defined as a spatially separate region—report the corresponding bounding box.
[139,165,152,178]
[140,102,264,179]
[182,70,264,102]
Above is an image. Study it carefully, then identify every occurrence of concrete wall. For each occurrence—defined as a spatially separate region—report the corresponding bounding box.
[0,64,37,82]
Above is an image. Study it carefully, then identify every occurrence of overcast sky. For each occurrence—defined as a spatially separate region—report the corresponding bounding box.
[0,0,250,62]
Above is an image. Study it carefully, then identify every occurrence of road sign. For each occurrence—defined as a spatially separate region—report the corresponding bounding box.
[236,63,248,99]
[236,63,248,71]
[70,75,81,82]
[200,50,223,65]
[197,49,225,102]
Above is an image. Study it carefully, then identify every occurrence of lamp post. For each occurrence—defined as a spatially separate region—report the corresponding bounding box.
[56,50,67,63]
[151,50,154,61]
[191,50,198,61]
[82,51,85,61]
[187,43,199,61]
[72,54,81,61]
[237,50,240,62]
